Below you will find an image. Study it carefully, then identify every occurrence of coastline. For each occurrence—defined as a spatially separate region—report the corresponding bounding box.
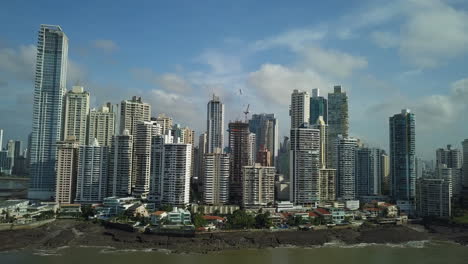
[1,219,466,254]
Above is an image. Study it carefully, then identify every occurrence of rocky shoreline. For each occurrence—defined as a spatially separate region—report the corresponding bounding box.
[0,220,466,254]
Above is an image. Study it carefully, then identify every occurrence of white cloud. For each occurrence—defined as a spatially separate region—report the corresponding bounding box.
[251,28,326,51]
[0,44,36,80]
[371,31,399,49]
[93,39,119,53]
[131,68,191,93]
[196,50,242,75]
[248,64,331,105]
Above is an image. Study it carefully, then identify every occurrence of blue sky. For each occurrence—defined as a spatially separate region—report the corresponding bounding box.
[1,0,468,160]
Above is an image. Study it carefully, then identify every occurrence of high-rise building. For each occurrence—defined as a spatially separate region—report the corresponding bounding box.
[207,95,224,153]
[355,147,385,197]
[313,116,328,168]
[242,164,275,206]
[195,132,208,182]
[277,137,290,180]
[290,124,321,204]
[203,149,230,205]
[0,129,3,150]
[228,121,252,204]
[148,134,173,203]
[327,85,349,169]
[6,140,16,172]
[120,96,151,136]
[55,137,79,204]
[463,139,468,187]
[29,25,69,200]
[170,124,185,143]
[334,135,358,200]
[75,139,108,203]
[416,178,451,217]
[249,113,279,166]
[436,145,462,169]
[108,129,133,198]
[256,145,272,167]
[133,121,162,198]
[310,88,328,124]
[389,109,416,202]
[290,90,310,129]
[88,103,115,147]
[436,165,462,197]
[319,168,336,201]
[380,153,390,195]
[62,86,90,145]
[151,114,173,136]
[160,143,192,206]
[249,132,256,165]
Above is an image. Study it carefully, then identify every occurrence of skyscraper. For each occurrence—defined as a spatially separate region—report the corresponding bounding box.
[228,121,252,204]
[62,86,90,145]
[203,149,230,205]
[380,153,390,195]
[88,103,115,147]
[120,96,151,136]
[148,133,173,203]
[334,135,358,200]
[248,113,279,166]
[55,137,79,204]
[313,116,328,168]
[242,164,275,206]
[310,88,328,124]
[29,25,69,200]
[436,145,462,169]
[463,139,468,187]
[327,85,349,169]
[416,177,451,217]
[290,124,321,204]
[0,129,3,150]
[133,121,162,198]
[152,114,173,136]
[108,129,133,198]
[290,90,310,129]
[75,139,108,203]
[207,94,224,153]
[389,109,416,202]
[161,143,192,206]
[355,147,385,197]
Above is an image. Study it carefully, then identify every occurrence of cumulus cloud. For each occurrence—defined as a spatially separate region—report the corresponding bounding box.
[251,28,326,51]
[196,50,242,75]
[371,31,399,49]
[248,64,331,105]
[131,68,191,93]
[0,44,36,81]
[93,39,119,53]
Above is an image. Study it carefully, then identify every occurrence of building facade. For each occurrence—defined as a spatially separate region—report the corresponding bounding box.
[389,109,416,202]
[108,129,133,198]
[29,25,69,200]
[207,95,224,153]
[62,86,89,145]
[334,135,358,200]
[88,103,115,147]
[249,113,279,166]
[203,150,230,205]
[310,88,328,124]
[228,121,252,204]
[416,178,451,217]
[119,96,151,136]
[160,144,192,206]
[242,164,275,206]
[55,137,79,204]
[290,90,310,129]
[327,85,349,169]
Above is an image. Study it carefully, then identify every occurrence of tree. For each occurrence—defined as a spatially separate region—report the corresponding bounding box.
[192,213,207,228]
[158,204,173,212]
[226,210,255,229]
[255,211,272,229]
[81,205,96,219]
[287,215,306,226]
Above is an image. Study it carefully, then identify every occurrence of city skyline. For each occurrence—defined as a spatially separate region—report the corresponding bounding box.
[1,1,468,161]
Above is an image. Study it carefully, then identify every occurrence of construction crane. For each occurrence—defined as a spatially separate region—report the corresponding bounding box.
[243,104,250,122]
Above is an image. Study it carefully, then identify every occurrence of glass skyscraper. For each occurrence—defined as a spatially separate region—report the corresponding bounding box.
[29,25,68,200]
[389,109,416,202]
[310,88,327,125]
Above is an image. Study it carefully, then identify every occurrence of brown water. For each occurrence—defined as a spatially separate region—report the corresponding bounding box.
[1,240,467,264]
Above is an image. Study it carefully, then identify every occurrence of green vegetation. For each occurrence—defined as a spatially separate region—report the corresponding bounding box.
[80,205,97,219]
[33,210,55,221]
[192,212,207,228]
[158,205,173,212]
[287,215,307,226]
[226,210,255,229]
[254,211,272,229]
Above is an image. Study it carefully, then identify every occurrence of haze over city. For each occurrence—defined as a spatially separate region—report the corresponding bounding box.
[1,0,468,161]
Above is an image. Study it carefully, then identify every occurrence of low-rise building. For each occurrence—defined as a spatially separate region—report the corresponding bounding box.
[167,207,192,225]
[150,211,168,226]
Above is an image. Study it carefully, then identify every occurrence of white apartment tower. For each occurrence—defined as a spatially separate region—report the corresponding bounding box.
[290,124,321,204]
[203,149,230,205]
[242,163,276,206]
[334,135,358,200]
[207,94,224,153]
[62,86,90,145]
[75,139,108,203]
[290,90,310,129]
[152,114,173,136]
[88,103,115,147]
[120,96,151,135]
[133,121,162,198]
[55,137,79,204]
[148,133,173,203]
[29,25,69,200]
[161,143,192,206]
[108,129,133,197]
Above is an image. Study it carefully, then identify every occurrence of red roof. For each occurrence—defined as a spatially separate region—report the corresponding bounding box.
[315,208,331,215]
[202,215,225,221]
[308,212,318,217]
[152,211,166,216]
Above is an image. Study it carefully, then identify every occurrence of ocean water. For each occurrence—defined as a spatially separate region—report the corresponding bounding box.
[1,241,468,264]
